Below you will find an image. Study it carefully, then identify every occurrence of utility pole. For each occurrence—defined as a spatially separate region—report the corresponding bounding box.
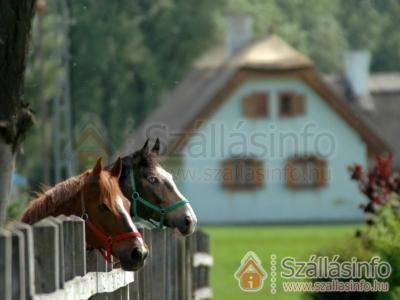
[53,0,75,182]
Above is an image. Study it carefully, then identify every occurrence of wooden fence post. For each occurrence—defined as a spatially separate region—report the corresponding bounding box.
[9,222,35,299]
[137,226,152,300]
[120,285,129,300]
[127,224,144,300]
[177,235,187,300]
[149,229,167,300]
[186,233,195,300]
[166,228,179,300]
[32,218,59,293]
[192,230,213,300]
[58,215,75,281]
[70,215,86,277]
[47,216,65,288]
[0,228,11,300]
[6,223,26,300]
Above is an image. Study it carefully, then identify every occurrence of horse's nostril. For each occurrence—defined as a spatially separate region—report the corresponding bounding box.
[131,247,144,262]
[184,216,192,227]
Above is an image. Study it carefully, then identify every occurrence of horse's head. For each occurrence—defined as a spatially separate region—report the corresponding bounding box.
[121,139,197,236]
[83,157,148,271]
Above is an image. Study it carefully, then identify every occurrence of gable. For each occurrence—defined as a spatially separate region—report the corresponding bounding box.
[170,68,388,157]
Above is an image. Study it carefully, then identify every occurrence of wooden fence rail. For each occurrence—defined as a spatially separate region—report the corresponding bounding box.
[0,216,213,300]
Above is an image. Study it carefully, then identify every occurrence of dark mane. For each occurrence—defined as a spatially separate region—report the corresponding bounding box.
[20,169,122,224]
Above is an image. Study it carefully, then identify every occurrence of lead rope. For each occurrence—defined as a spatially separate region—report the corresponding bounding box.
[129,170,189,229]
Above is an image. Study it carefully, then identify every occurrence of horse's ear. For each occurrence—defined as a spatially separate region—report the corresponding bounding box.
[110,157,122,178]
[92,157,103,176]
[140,138,150,155]
[151,138,160,155]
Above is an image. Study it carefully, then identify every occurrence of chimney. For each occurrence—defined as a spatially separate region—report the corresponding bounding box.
[344,50,375,111]
[224,12,254,59]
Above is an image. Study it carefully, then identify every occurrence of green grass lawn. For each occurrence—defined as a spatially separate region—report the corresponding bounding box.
[203,224,360,300]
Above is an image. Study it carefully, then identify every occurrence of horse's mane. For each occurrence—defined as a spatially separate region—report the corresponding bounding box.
[20,167,124,225]
[20,171,90,224]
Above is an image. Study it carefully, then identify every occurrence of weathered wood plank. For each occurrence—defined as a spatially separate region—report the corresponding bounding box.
[149,229,167,300]
[6,223,26,300]
[128,280,139,300]
[166,228,179,300]
[120,285,129,300]
[47,216,65,288]
[70,215,86,277]
[58,215,75,281]
[177,236,187,300]
[10,222,35,299]
[32,219,60,293]
[0,228,12,300]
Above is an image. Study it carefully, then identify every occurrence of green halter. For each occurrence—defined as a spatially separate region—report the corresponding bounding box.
[129,170,189,229]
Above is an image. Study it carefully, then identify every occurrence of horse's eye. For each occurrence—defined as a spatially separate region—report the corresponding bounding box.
[147,176,158,184]
[98,203,110,212]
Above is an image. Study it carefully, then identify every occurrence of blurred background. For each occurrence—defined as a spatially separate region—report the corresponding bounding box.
[8,0,400,299]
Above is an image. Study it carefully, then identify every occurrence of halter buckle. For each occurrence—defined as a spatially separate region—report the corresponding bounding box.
[131,191,140,200]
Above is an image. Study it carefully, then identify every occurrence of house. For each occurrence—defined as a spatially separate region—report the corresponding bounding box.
[234,251,267,291]
[121,14,396,224]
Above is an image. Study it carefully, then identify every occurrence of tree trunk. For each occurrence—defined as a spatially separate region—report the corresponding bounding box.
[0,1,36,225]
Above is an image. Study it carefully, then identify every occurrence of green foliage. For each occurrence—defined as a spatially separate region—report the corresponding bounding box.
[306,237,380,300]
[337,0,384,51]
[307,196,400,300]
[364,196,400,295]
[7,193,28,222]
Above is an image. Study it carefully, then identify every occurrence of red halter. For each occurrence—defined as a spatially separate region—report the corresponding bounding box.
[80,195,142,262]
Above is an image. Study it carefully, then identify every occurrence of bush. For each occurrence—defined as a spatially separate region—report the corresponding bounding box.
[363,196,400,297]
[305,196,400,300]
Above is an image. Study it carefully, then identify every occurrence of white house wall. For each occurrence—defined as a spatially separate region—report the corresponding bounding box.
[177,76,367,224]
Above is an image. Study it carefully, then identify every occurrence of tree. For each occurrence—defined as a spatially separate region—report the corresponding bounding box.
[0,0,36,225]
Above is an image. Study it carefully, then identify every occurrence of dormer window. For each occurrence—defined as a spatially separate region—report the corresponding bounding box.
[285,155,327,188]
[243,92,269,118]
[279,92,305,117]
[221,157,264,191]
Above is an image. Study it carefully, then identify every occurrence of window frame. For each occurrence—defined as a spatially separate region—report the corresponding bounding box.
[242,92,269,118]
[285,155,327,189]
[221,156,264,191]
[278,91,305,118]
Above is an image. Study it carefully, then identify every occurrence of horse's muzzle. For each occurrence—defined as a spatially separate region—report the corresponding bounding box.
[120,245,148,271]
[175,214,197,236]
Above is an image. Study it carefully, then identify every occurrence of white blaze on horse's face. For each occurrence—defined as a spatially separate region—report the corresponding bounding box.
[155,165,197,235]
[116,195,146,249]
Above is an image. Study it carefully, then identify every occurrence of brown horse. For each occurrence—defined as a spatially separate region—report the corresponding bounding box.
[21,157,148,271]
[108,139,197,236]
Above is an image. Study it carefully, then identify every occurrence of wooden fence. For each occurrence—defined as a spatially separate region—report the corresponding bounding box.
[0,215,213,300]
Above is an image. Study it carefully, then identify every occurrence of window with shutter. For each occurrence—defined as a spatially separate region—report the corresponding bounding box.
[278,92,305,117]
[285,155,327,188]
[221,157,264,190]
[243,92,269,118]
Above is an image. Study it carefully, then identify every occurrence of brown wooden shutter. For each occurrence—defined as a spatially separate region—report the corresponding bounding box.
[254,159,264,187]
[243,93,268,118]
[222,159,234,188]
[285,158,295,187]
[293,94,305,115]
[315,158,327,187]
